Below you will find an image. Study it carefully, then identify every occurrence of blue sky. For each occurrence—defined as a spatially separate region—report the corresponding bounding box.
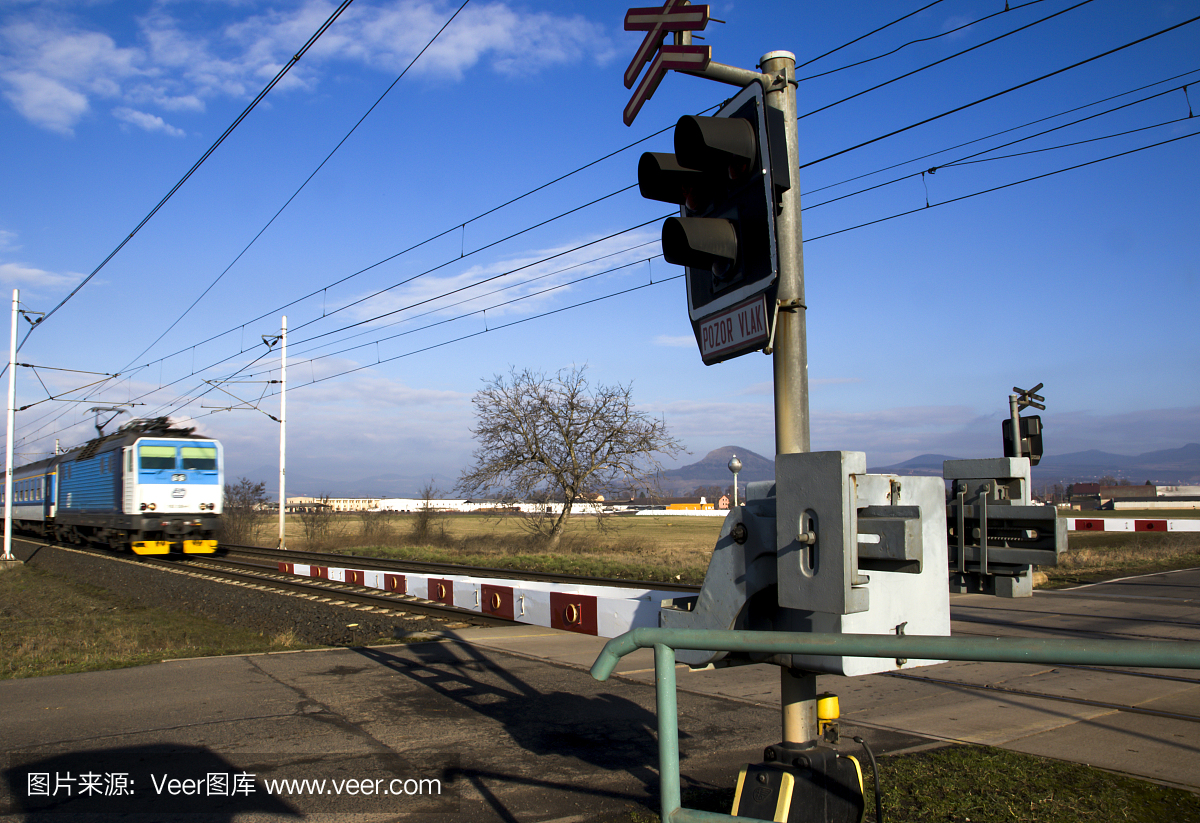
[1,0,1197,494]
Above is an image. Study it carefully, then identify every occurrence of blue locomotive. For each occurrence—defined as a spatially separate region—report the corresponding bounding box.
[4,418,223,554]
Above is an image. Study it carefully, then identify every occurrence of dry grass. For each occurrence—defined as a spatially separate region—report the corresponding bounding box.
[0,565,310,679]
[1040,531,1200,587]
[277,512,726,583]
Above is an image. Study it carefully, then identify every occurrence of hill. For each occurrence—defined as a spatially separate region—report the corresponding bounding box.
[657,446,774,493]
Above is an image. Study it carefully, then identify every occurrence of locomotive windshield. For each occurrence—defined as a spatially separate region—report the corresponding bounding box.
[139,445,176,470]
[181,447,217,470]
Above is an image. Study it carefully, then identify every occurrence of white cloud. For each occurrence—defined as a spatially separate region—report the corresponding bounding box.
[1,70,89,134]
[330,230,658,342]
[0,229,18,252]
[112,106,185,136]
[1,1,615,133]
[0,261,80,292]
[653,334,694,347]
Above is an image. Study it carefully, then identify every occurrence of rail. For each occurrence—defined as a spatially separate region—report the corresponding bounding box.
[590,628,1200,823]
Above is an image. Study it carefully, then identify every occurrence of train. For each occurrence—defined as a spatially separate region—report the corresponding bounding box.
[3,417,223,555]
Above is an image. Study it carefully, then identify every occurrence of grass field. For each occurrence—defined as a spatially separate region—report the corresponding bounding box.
[261,511,725,583]
[0,564,308,680]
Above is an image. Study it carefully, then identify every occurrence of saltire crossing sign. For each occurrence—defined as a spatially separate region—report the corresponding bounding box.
[623,1,710,125]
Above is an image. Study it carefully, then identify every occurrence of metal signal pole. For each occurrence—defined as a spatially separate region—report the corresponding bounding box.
[279,315,287,550]
[694,49,818,750]
[3,290,17,561]
[760,51,809,457]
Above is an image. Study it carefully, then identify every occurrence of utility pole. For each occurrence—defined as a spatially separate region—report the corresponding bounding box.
[278,316,287,549]
[3,290,17,561]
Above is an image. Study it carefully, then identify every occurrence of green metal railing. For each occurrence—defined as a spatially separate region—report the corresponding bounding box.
[590,628,1200,823]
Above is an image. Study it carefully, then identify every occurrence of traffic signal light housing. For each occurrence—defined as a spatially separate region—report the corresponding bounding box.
[1002,415,1044,466]
[638,82,790,363]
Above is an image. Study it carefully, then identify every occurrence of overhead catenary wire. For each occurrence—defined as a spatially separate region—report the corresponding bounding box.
[84,10,1188,392]
[13,9,1198,455]
[806,126,1200,242]
[798,0,1098,121]
[119,0,472,374]
[267,240,662,363]
[120,124,1200,432]
[797,0,1051,82]
[16,116,1190,458]
[15,0,358,354]
[795,0,950,70]
[800,12,1200,169]
[806,82,1198,210]
[804,67,1200,195]
[240,256,658,376]
[124,10,1200,386]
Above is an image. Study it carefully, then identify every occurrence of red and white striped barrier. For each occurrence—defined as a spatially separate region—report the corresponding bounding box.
[278,562,684,638]
[1066,518,1200,533]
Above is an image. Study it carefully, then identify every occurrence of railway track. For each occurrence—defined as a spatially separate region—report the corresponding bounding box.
[17,537,512,628]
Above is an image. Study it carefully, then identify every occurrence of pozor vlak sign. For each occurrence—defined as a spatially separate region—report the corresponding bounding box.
[696,295,769,364]
[637,82,784,365]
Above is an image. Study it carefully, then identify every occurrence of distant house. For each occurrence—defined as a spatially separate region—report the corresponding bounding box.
[609,496,715,511]
[1099,484,1156,502]
[287,496,379,512]
[1068,483,1101,510]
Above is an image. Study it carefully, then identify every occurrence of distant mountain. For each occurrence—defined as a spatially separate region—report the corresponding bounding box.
[234,442,1200,500]
[869,453,960,476]
[657,446,774,492]
[872,445,1200,485]
[1035,443,1200,485]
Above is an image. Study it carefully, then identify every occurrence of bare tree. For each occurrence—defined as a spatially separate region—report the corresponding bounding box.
[456,365,684,549]
[220,477,268,546]
[409,479,448,545]
[298,494,340,549]
[358,503,394,546]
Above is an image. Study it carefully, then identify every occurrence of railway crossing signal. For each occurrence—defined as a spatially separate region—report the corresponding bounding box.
[1004,382,1046,465]
[637,82,789,363]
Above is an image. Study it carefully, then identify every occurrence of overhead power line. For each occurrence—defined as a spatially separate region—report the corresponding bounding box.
[801,12,1200,169]
[798,0,1051,82]
[806,127,1200,242]
[133,9,1199,384]
[14,10,1199,453]
[800,0,1097,121]
[21,0,357,351]
[120,0,472,374]
[807,82,1198,210]
[17,117,1195,454]
[796,0,950,70]
[805,67,1200,195]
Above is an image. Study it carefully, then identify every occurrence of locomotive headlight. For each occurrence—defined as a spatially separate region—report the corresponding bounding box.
[140,503,147,511]
[148,503,157,511]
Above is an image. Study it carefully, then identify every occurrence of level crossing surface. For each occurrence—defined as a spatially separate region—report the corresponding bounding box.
[1,570,1197,820]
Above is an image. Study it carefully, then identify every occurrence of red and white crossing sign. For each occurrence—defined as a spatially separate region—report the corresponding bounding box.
[623,1,710,126]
